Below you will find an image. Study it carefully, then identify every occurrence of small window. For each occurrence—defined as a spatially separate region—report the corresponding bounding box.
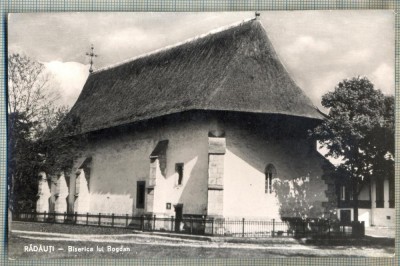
[340,185,352,201]
[136,181,145,209]
[265,164,277,194]
[176,163,184,185]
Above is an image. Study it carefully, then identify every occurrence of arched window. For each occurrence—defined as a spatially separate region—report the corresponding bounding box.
[265,164,277,194]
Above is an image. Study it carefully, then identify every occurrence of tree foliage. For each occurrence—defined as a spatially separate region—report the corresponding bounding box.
[39,114,87,177]
[311,76,394,221]
[8,54,61,139]
[7,54,76,212]
[8,112,39,211]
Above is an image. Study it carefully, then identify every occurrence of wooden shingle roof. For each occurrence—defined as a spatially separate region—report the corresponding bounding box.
[59,18,323,135]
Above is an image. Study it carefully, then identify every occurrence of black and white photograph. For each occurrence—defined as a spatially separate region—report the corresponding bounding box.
[7,11,395,259]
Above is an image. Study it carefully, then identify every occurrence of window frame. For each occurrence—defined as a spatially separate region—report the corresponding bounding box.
[265,164,277,194]
[175,163,184,186]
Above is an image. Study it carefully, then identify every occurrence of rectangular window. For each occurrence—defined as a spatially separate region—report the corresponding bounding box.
[176,163,184,185]
[136,181,145,209]
[376,179,384,208]
[268,174,272,194]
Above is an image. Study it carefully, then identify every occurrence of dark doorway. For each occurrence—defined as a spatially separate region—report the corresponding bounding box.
[136,181,145,209]
[174,204,183,232]
[340,210,351,224]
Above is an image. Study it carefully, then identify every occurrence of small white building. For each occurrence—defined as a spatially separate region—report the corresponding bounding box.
[336,177,395,227]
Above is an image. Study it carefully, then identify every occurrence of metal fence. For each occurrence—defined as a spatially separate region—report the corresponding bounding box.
[12,211,361,238]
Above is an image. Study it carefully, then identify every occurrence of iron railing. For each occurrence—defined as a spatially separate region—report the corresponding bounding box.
[12,211,362,238]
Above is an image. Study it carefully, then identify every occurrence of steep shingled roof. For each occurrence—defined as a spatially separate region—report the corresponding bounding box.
[59,18,323,135]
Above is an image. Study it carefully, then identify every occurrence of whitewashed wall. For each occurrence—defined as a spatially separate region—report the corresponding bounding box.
[69,116,209,216]
[222,120,330,220]
[67,113,331,221]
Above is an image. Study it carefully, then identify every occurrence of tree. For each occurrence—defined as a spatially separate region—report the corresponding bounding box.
[8,112,39,212]
[311,77,394,222]
[8,54,60,139]
[7,54,68,212]
[8,54,87,218]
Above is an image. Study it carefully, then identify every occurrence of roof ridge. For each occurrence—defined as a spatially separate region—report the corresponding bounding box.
[93,17,256,74]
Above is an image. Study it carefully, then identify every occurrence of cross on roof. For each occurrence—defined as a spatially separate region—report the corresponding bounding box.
[86,44,98,73]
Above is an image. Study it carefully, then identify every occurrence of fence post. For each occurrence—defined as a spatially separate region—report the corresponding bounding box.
[111,213,115,227]
[141,215,144,231]
[153,215,156,231]
[64,212,67,223]
[44,211,47,221]
[34,211,37,222]
[74,212,77,224]
[86,212,89,225]
[272,219,275,237]
[98,213,101,226]
[171,216,174,232]
[242,218,245,237]
[126,214,129,227]
[211,218,214,235]
[190,217,193,234]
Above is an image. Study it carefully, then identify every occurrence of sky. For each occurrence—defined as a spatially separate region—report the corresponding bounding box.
[8,11,395,110]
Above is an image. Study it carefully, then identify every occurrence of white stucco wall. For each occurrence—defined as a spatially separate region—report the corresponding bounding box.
[222,121,330,220]
[70,116,209,216]
[370,178,395,227]
[66,113,332,221]
[370,208,395,227]
[358,184,370,200]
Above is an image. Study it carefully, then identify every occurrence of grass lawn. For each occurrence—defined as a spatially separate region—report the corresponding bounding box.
[8,233,395,259]
[7,221,395,259]
[9,235,294,259]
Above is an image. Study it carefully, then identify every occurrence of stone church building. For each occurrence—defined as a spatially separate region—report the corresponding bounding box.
[36,17,393,227]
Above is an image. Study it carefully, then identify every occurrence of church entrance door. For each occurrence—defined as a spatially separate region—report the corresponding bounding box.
[174,204,183,232]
